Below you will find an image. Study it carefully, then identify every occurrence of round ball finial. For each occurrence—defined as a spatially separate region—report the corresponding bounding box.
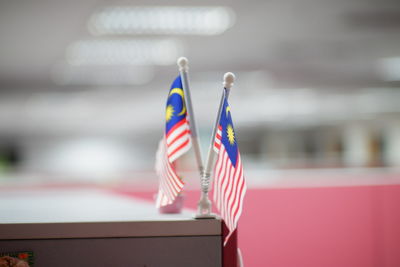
[177,57,189,71]
[223,72,235,89]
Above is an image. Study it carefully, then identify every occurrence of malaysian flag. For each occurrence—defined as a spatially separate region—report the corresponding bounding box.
[155,75,191,207]
[213,91,246,244]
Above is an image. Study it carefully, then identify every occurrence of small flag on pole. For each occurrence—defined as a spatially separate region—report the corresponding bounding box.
[155,76,192,208]
[213,92,246,244]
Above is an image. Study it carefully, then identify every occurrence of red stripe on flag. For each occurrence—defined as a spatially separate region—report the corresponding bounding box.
[155,138,186,208]
[166,119,187,138]
[168,129,190,147]
[168,138,190,159]
[212,136,246,245]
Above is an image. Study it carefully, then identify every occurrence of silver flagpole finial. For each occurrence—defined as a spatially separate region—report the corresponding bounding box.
[223,72,235,89]
[177,57,189,71]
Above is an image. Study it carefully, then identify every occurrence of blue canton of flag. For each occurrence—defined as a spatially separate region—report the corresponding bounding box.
[155,76,192,208]
[213,91,246,245]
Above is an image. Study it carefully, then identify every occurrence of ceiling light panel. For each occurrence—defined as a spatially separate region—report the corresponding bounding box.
[89,6,235,35]
[66,39,183,66]
[52,64,155,86]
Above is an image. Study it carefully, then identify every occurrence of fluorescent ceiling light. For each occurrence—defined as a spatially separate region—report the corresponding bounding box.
[52,64,155,86]
[378,57,400,81]
[66,39,183,66]
[88,6,235,35]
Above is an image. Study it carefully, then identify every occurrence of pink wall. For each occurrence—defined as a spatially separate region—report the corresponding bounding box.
[120,185,400,267]
[239,185,400,267]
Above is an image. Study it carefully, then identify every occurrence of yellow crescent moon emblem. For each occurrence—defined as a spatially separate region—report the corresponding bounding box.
[169,88,186,116]
[226,106,231,117]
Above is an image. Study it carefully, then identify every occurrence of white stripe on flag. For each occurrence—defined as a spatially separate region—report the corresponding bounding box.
[166,121,190,146]
[212,141,246,245]
[213,126,222,153]
[155,139,185,208]
[166,117,191,163]
[167,135,190,162]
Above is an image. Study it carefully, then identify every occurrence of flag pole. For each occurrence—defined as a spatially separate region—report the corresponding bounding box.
[177,57,204,174]
[196,72,235,218]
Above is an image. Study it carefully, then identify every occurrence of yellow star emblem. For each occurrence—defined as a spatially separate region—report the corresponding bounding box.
[227,124,235,145]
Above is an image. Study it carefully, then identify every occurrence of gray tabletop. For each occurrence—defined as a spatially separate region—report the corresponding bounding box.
[0,188,221,240]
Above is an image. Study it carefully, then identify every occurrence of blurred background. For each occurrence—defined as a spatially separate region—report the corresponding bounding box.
[1,0,400,266]
[1,0,400,183]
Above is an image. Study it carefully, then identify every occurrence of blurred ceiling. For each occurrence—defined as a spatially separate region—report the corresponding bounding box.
[0,0,400,136]
[1,0,400,90]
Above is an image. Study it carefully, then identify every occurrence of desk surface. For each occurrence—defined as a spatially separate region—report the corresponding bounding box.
[0,188,221,240]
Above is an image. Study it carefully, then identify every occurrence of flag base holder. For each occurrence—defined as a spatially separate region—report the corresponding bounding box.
[194,191,216,219]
